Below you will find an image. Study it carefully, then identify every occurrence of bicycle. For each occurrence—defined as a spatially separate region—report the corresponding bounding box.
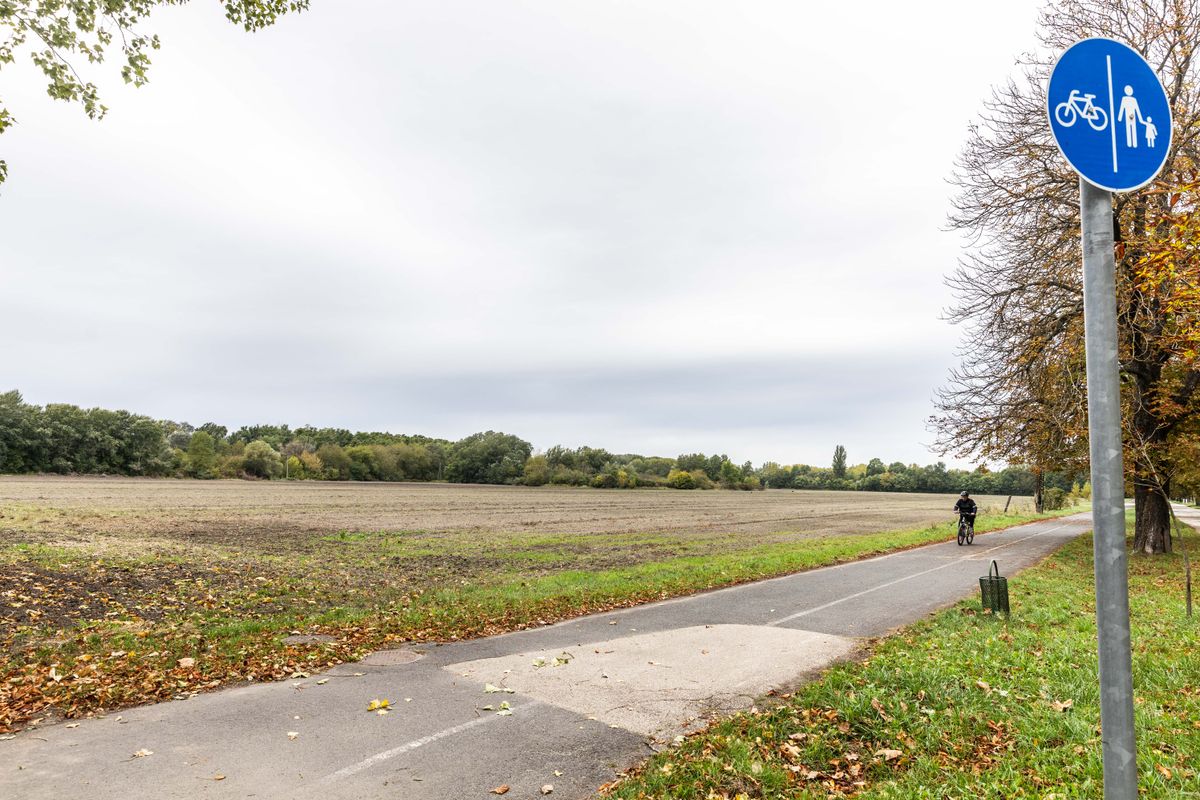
[1054,89,1109,131]
[957,514,975,546]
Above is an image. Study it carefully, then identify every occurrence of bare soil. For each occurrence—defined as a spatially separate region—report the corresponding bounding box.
[0,477,1034,731]
[0,475,1027,548]
[0,477,1027,634]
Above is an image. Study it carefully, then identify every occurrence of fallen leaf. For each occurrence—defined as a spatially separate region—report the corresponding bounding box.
[65,723,80,729]
[367,699,391,712]
[316,679,329,685]
[177,657,196,669]
[541,785,554,795]
[1050,699,1074,713]
[496,709,513,716]
[871,696,891,721]
[975,680,991,693]
[213,775,226,781]
[554,770,563,776]
[132,749,154,758]
[287,731,299,740]
[490,785,510,795]
[874,749,903,761]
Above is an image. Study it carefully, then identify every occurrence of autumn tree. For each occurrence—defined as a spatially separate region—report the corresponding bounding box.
[445,431,532,485]
[0,0,309,186]
[242,439,282,479]
[186,431,217,478]
[831,445,847,479]
[935,0,1200,551]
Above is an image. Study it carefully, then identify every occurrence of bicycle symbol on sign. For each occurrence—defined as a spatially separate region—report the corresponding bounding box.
[1054,89,1109,131]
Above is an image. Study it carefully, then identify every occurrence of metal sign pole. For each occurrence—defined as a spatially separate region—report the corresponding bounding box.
[1079,177,1138,798]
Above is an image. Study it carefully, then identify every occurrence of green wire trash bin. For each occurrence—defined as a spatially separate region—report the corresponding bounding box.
[980,560,1010,616]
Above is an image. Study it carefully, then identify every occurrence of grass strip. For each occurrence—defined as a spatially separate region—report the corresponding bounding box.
[602,514,1200,799]
[0,506,1079,731]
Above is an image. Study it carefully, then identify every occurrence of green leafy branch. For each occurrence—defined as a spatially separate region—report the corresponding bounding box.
[0,0,309,187]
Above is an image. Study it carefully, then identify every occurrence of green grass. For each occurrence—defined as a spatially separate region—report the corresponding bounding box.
[604,513,1200,799]
[0,505,1080,731]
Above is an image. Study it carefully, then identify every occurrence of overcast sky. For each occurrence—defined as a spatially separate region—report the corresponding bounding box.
[0,0,1047,466]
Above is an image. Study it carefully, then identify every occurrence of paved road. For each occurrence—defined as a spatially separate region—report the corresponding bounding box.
[1172,502,1200,529]
[0,513,1090,800]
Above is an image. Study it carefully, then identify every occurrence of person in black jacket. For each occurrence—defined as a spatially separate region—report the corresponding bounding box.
[954,491,978,532]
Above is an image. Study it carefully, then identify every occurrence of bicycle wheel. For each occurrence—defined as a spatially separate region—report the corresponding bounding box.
[957,523,966,546]
[966,525,974,545]
[1054,101,1077,127]
[1087,106,1108,131]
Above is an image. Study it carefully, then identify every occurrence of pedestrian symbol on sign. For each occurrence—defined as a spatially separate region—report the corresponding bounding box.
[1047,38,1171,192]
[1117,85,1148,148]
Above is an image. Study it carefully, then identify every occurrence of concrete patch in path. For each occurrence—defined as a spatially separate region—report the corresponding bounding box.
[446,624,858,739]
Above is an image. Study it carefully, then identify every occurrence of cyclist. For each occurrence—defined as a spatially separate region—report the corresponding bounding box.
[954,491,978,534]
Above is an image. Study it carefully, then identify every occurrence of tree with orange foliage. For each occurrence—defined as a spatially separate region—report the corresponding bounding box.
[936,0,1200,553]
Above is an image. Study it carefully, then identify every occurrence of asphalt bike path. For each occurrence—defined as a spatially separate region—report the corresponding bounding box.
[0,512,1091,800]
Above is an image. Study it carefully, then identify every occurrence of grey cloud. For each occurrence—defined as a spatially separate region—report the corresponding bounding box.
[1,0,1042,469]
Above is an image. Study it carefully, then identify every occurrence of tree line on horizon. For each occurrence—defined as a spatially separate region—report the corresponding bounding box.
[0,390,1078,500]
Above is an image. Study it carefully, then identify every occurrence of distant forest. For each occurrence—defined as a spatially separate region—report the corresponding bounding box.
[0,390,1080,497]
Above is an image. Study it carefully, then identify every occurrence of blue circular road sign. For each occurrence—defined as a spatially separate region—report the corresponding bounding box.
[1047,38,1172,193]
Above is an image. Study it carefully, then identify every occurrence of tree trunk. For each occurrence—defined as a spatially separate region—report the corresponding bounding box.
[1033,470,1045,514]
[1133,481,1172,554]
[1120,194,1174,555]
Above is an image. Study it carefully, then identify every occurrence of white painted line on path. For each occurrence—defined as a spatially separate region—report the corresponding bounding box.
[573,515,1091,627]
[766,522,1076,626]
[318,702,543,784]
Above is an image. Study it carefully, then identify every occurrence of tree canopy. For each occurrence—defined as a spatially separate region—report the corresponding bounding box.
[0,0,309,186]
[933,0,1200,551]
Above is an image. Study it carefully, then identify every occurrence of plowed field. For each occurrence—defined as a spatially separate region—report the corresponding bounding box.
[0,477,1038,730]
